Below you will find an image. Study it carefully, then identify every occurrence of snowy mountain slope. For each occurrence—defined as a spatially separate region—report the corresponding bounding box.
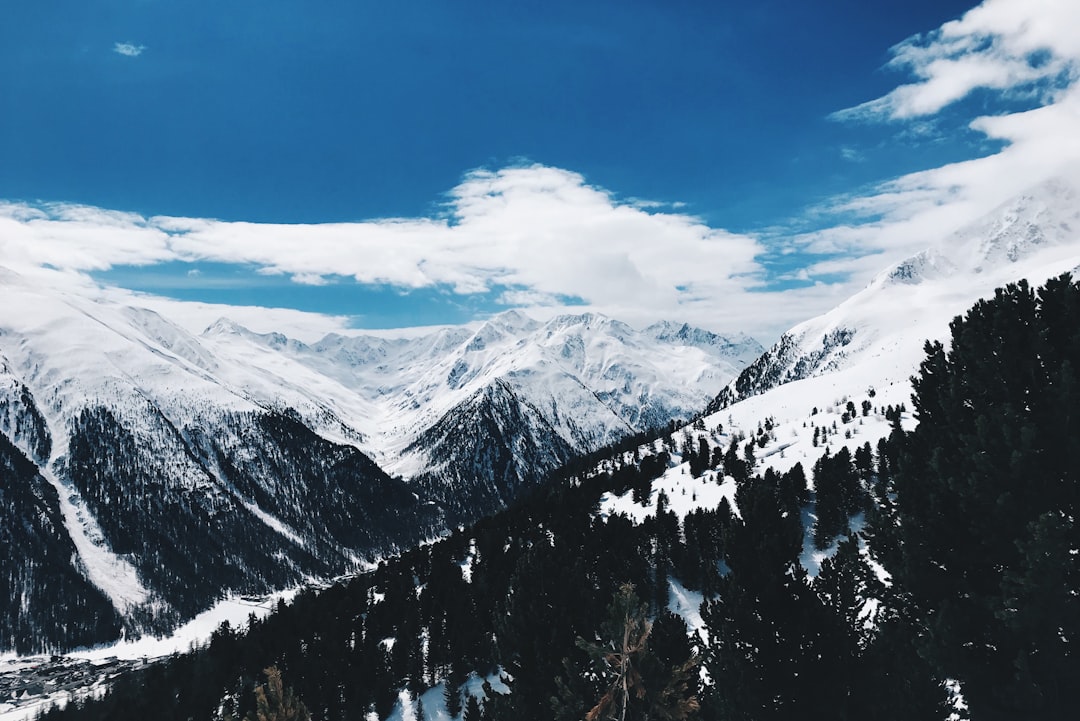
[596,179,1080,621]
[0,272,450,651]
[0,268,759,651]
[708,176,1080,413]
[202,308,762,516]
[605,178,1080,528]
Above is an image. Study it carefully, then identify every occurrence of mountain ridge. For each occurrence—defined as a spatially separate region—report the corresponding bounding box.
[0,271,759,651]
[708,175,1080,414]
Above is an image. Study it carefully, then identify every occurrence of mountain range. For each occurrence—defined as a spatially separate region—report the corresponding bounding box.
[3,174,1080,661]
[0,275,760,653]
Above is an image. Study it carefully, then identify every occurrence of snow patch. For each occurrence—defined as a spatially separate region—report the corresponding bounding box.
[69,588,300,662]
[598,461,738,524]
[40,463,150,614]
[239,499,306,548]
[667,577,708,645]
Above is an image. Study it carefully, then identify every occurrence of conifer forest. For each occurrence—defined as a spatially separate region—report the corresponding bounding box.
[30,277,1080,720]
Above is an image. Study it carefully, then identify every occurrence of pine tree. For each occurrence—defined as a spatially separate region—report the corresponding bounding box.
[641,612,700,721]
[464,694,484,721]
[703,459,847,719]
[579,583,652,721]
[443,665,466,717]
[245,666,310,721]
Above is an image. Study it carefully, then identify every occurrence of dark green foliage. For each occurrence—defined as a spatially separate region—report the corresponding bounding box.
[879,274,1080,720]
[463,694,484,721]
[0,433,122,652]
[812,446,867,549]
[703,462,850,720]
[688,437,710,477]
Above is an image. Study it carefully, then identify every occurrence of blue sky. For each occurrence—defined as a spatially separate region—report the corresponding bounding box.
[3,0,1079,340]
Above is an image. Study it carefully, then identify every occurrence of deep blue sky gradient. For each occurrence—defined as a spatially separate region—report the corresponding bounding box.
[3,1,979,224]
[1,0,992,327]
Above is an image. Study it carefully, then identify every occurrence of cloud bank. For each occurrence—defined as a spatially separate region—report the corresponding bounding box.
[2,167,820,337]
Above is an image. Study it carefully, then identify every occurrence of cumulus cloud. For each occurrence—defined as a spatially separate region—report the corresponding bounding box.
[113,42,146,57]
[0,166,811,337]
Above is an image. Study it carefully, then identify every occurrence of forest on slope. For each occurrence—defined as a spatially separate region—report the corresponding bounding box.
[37,275,1079,721]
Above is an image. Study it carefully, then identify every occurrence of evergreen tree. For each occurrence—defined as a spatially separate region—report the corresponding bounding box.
[464,694,484,721]
[640,612,700,721]
[813,447,864,549]
[883,275,1080,720]
[689,437,710,477]
[579,583,653,721]
[245,666,310,721]
[444,667,465,718]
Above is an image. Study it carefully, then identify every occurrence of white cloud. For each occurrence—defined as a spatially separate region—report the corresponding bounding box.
[809,0,1080,286]
[0,166,821,339]
[113,42,146,58]
[833,0,1080,122]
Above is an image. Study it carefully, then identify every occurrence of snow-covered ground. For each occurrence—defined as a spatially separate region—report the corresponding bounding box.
[599,463,739,524]
[0,590,299,721]
[383,669,512,721]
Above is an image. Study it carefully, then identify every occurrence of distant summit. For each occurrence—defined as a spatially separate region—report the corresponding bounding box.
[709,176,1080,412]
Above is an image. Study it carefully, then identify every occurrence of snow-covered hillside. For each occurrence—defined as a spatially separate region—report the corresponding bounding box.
[0,270,760,652]
[602,177,1080,551]
[709,176,1080,414]
[589,181,1080,659]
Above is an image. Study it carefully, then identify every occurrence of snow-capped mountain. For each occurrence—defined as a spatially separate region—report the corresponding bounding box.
[708,176,1080,415]
[194,309,760,521]
[598,177,1080,559]
[0,271,760,652]
[593,178,1080,564]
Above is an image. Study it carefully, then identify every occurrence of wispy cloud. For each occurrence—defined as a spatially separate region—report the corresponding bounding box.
[806,0,1080,283]
[839,146,865,163]
[832,0,1080,123]
[113,42,146,58]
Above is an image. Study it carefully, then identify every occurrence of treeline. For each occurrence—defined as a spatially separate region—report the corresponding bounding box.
[38,274,1079,721]
[38,447,919,720]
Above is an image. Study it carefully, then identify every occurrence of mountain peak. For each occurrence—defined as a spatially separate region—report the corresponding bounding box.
[202,317,248,337]
[873,248,958,287]
[484,309,541,334]
[542,312,638,341]
[951,175,1080,272]
[202,317,296,350]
